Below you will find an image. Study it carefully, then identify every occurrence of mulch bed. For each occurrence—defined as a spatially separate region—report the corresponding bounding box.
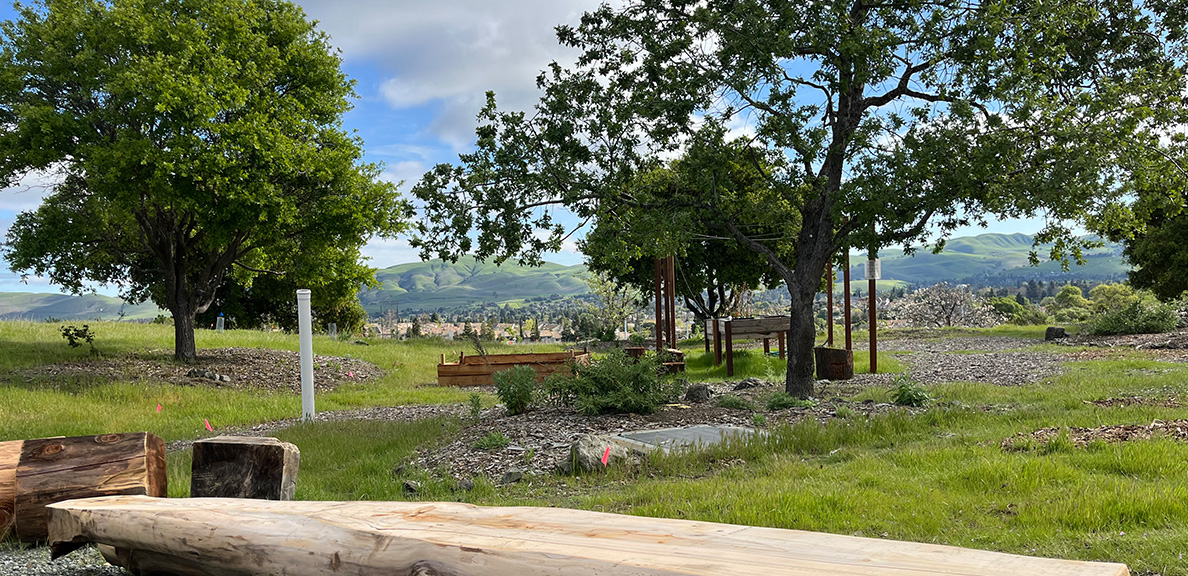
[1002,419,1188,450]
[9,347,382,393]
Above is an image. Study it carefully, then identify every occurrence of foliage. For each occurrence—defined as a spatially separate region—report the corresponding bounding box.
[473,431,512,451]
[410,0,1187,399]
[407,318,423,339]
[1086,301,1178,335]
[1088,284,1140,313]
[0,0,407,361]
[582,272,641,342]
[59,324,97,356]
[542,350,682,415]
[716,395,757,411]
[468,392,484,424]
[493,365,537,415]
[750,413,766,427]
[895,283,1001,329]
[1043,285,1092,323]
[890,376,929,407]
[765,392,815,411]
[987,296,1048,325]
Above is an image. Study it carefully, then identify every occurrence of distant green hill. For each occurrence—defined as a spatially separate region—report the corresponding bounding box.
[0,234,1133,319]
[849,233,1128,286]
[0,292,164,321]
[358,256,589,313]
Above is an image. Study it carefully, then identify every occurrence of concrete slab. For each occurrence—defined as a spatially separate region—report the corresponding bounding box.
[614,425,757,453]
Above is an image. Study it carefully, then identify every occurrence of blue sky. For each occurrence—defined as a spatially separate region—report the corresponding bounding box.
[0,0,1053,295]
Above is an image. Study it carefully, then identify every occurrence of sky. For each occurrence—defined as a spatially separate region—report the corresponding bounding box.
[0,0,1053,295]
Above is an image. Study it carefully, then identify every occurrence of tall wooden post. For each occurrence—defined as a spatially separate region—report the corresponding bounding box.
[666,256,677,348]
[843,252,852,351]
[826,265,834,347]
[869,276,877,374]
[654,259,664,352]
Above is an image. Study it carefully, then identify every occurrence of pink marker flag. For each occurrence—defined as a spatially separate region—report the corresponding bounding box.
[204,418,213,431]
[348,370,355,378]
[156,403,162,413]
[601,446,611,467]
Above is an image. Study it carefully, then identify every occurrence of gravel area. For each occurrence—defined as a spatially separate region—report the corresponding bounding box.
[0,545,123,576]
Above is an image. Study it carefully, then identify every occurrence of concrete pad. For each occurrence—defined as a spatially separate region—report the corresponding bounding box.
[613,425,757,453]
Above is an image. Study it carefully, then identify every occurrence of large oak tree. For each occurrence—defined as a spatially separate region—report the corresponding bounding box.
[412,0,1188,397]
[0,0,406,360]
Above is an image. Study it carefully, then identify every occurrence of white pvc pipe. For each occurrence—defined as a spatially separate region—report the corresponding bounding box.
[297,289,315,422]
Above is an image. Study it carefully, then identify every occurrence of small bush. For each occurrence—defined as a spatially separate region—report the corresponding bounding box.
[834,405,856,419]
[1086,300,1178,335]
[473,431,511,450]
[542,350,682,415]
[716,395,757,411]
[493,365,536,415]
[890,375,929,407]
[751,413,767,427]
[467,392,483,423]
[766,392,815,411]
[60,324,98,356]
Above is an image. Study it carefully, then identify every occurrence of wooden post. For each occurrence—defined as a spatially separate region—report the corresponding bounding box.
[844,251,852,351]
[13,433,165,542]
[703,318,711,353]
[654,258,664,352]
[826,266,834,347]
[778,331,786,359]
[763,338,770,356]
[666,256,677,348]
[708,318,717,363]
[869,276,878,374]
[191,437,300,501]
[725,320,734,377]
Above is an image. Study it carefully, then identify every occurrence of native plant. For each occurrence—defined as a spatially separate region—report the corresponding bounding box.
[542,350,682,415]
[493,366,536,416]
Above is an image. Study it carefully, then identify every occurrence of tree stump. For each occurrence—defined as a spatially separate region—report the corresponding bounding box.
[12,432,166,542]
[191,436,299,500]
[0,440,22,540]
[814,346,854,380]
[1045,326,1067,341]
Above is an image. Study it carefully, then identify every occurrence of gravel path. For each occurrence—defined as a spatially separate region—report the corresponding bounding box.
[0,545,122,576]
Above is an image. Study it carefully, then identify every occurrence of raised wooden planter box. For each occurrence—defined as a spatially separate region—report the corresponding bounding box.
[437,349,590,386]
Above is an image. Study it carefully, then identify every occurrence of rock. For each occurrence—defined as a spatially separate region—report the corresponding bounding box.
[218,374,230,383]
[353,340,370,345]
[456,478,475,492]
[733,377,764,391]
[390,464,406,479]
[499,469,524,485]
[555,434,641,475]
[684,383,713,403]
[402,480,421,494]
[1045,326,1067,340]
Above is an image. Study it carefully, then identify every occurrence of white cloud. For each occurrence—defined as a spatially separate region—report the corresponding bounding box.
[0,168,62,212]
[360,237,425,268]
[297,0,601,148]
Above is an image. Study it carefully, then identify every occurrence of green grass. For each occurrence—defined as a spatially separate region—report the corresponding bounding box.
[11,320,1188,573]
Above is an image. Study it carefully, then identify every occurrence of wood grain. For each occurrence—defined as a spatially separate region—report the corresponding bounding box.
[49,496,1130,576]
[0,440,22,539]
[15,432,166,542]
[191,436,299,500]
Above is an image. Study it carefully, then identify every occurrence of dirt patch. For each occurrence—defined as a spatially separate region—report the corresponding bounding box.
[1086,396,1181,408]
[10,347,382,393]
[1002,419,1188,450]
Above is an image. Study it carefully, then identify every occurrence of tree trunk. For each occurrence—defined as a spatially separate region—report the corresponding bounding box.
[172,302,197,362]
[784,278,818,398]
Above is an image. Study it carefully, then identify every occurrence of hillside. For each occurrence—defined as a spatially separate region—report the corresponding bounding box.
[0,292,164,321]
[850,233,1128,286]
[0,234,1132,319]
[358,256,589,314]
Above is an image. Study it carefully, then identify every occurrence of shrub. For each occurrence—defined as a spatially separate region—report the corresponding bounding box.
[493,365,536,415]
[890,375,929,407]
[716,395,757,411]
[1086,300,1178,335]
[766,392,815,411]
[473,431,511,450]
[60,324,98,356]
[467,392,484,423]
[541,350,682,415]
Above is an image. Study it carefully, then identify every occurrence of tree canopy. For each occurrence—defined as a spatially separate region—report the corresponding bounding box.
[0,0,406,360]
[412,0,1188,396]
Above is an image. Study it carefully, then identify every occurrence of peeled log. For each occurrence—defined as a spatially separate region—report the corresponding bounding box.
[13,432,166,542]
[50,495,1129,576]
[0,440,21,539]
[191,436,299,500]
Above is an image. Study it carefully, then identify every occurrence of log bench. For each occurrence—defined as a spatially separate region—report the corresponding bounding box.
[49,496,1129,576]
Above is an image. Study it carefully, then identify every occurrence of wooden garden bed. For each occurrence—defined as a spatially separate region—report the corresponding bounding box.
[437,349,590,386]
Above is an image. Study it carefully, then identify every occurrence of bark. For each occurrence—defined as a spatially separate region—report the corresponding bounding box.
[171,299,198,362]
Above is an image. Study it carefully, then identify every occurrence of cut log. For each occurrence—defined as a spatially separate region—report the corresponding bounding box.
[191,436,299,500]
[14,432,166,542]
[814,346,854,381]
[49,496,1130,576]
[0,440,21,539]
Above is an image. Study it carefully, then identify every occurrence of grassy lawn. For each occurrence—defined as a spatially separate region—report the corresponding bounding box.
[4,319,1188,573]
